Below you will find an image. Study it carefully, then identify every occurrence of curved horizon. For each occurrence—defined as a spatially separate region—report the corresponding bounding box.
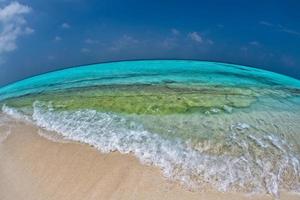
[1,59,300,89]
[0,59,300,100]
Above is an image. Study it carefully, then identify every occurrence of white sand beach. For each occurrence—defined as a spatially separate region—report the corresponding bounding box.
[0,119,299,200]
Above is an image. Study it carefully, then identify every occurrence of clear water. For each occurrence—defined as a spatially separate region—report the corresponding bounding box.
[0,60,300,198]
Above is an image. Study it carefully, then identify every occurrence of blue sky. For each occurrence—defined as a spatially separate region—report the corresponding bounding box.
[0,0,299,86]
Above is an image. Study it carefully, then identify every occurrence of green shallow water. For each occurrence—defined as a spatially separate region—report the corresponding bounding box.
[2,84,260,115]
[1,60,300,197]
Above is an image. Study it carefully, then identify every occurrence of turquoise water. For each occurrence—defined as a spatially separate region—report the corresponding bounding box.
[0,60,300,197]
[1,60,300,101]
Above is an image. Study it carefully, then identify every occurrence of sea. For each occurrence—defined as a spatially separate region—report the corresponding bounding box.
[0,60,300,198]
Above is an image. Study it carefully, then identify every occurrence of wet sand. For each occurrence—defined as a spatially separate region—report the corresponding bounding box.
[0,120,299,200]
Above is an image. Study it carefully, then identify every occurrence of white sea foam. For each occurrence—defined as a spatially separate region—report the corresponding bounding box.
[0,114,11,143]
[0,112,11,143]
[230,122,250,131]
[2,104,32,122]
[2,101,300,198]
[37,129,70,144]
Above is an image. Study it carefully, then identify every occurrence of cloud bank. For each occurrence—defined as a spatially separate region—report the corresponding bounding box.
[0,1,33,55]
[187,32,203,43]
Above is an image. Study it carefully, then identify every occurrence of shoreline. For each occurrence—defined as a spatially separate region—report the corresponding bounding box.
[0,120,299,200]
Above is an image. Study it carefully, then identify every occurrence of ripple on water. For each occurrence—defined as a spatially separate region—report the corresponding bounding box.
[2,102,300,198]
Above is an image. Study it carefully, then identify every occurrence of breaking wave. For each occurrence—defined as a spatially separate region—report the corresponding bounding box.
[2,101,300,198]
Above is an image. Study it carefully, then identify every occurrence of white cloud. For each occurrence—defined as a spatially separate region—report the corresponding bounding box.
[217,24,224,28]
[187,32,203,43]
[259,21,273,27]
[47,55,55,60]
[207,39,214,45]
[249,41,260,46]
[187,31,213,45]
[0,1,30,21]
[110,35,139,51]
[61,22,70,29]
[171,28,180,35]
[84,38,99,44]
[81,47,90,53]
[280,28,300,36]
[54,36,62,41]
[24,27,34,34]
[160,29,180,49]
[259,20,300,36]
[0,2,33,54]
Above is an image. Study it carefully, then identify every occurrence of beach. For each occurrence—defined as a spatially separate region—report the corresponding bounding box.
[0,119,299,200]
[1,60,300,198]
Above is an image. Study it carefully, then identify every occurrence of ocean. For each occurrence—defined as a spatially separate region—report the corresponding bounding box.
[0,60,300,198]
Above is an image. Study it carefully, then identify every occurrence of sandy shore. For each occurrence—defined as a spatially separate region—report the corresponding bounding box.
[0,120,299,200]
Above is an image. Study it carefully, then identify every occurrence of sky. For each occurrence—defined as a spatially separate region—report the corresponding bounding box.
[0,0,299,86]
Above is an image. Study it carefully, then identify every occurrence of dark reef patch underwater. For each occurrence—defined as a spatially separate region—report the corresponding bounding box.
[0,60,300,198]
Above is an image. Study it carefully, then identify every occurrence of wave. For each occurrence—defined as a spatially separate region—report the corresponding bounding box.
[0,114,12,143]
[37,129,71,144]
[2,101,300,198]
